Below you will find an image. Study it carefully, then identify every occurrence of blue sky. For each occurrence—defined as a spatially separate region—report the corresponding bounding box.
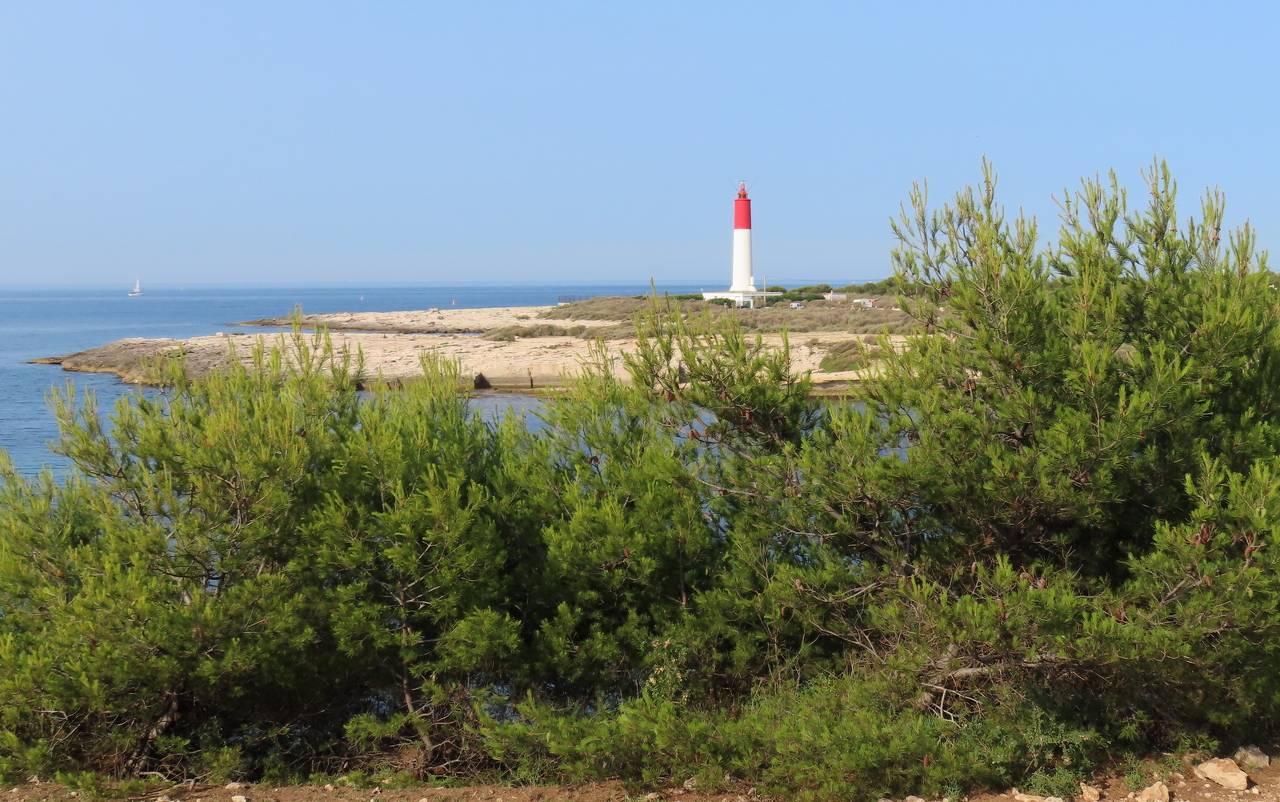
[0,1,1274,286]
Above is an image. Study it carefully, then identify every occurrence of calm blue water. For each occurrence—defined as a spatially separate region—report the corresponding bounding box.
[0,283,703,477]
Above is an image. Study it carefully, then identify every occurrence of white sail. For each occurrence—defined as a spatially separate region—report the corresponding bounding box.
[129,279,142,297]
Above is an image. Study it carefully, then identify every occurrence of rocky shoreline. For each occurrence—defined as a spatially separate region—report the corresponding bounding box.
[31,306,876,393]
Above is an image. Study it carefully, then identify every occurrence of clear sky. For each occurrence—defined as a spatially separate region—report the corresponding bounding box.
[1,1,1275,287]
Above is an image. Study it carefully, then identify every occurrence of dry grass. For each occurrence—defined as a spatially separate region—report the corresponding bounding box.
[539,295,919,335]
[733,298,914,334]
[817,337,883,371]
[538,296,663,321]
[483,323,632,341]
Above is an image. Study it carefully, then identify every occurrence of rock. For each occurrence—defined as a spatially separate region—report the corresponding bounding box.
[907,797,928,802]
[642,795,661,802]
[323,785,334,791]
[1195,758,1250,790]
[231,796,248,802]
[473,372,491,389]
[1251,789,1260,796]
[1137,782,1169,802]
[1235,746,1271,770]
[1080,783,1102,802]
[226,783,245,790]
[683,778,697,791]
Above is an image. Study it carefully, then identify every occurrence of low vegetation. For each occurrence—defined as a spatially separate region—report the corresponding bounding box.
[815,336,880,371]
[541,294,915,335]
[3,162,1278,800]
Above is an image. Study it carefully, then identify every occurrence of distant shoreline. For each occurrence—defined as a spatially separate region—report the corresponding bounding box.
[33,302,884,394]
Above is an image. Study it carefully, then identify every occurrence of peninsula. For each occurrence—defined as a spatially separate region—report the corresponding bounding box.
[32,297,907,391]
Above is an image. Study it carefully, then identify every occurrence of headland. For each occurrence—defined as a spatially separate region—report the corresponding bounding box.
[32,297,907,392]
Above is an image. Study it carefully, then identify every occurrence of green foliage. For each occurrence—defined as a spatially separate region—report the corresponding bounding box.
[480,673,1101,801]
[3,162,1280,800]
[835,275,917,295]
[765,284,834,303]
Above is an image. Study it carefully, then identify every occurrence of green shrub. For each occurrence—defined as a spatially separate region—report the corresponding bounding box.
[3,162,1279,799]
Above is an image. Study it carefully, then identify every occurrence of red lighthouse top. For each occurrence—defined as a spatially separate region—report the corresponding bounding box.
[734,181,751,230]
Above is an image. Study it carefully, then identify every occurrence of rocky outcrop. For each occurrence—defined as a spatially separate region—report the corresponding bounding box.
[32,318,881,393]
[1195,758,1250,790]
[30,338,189,384]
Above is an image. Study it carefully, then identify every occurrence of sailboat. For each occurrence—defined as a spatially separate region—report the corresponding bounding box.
[128,279,142,297]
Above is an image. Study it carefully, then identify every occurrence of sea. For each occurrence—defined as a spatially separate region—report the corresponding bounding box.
[0,283,706,478]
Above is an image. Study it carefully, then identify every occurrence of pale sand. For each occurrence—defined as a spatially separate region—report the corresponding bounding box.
[35,306,891,391]
[242,305,619,334]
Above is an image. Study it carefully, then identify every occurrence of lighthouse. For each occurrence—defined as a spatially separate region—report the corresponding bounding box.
[702,181,780,308]
[730,181,755,292]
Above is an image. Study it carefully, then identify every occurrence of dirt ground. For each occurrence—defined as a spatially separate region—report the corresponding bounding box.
[4,779,747,802]
[9,754,1280,802]
[962,755,1280,802]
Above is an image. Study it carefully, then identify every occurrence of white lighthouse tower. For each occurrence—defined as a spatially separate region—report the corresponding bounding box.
[730,182,755,291]
[703,182,779,308]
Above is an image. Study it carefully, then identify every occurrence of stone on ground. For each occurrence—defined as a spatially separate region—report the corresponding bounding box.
[1136,782,1169,802]
[1235,745,1271,770]
[1079,783,1102,802]
[1195,758,1250,790]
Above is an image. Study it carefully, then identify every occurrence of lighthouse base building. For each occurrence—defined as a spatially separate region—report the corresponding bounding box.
[702,182,781,308]
[700,288,779,308]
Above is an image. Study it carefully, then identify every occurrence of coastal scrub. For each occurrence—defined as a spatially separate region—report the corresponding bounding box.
[2,162,1280,800]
